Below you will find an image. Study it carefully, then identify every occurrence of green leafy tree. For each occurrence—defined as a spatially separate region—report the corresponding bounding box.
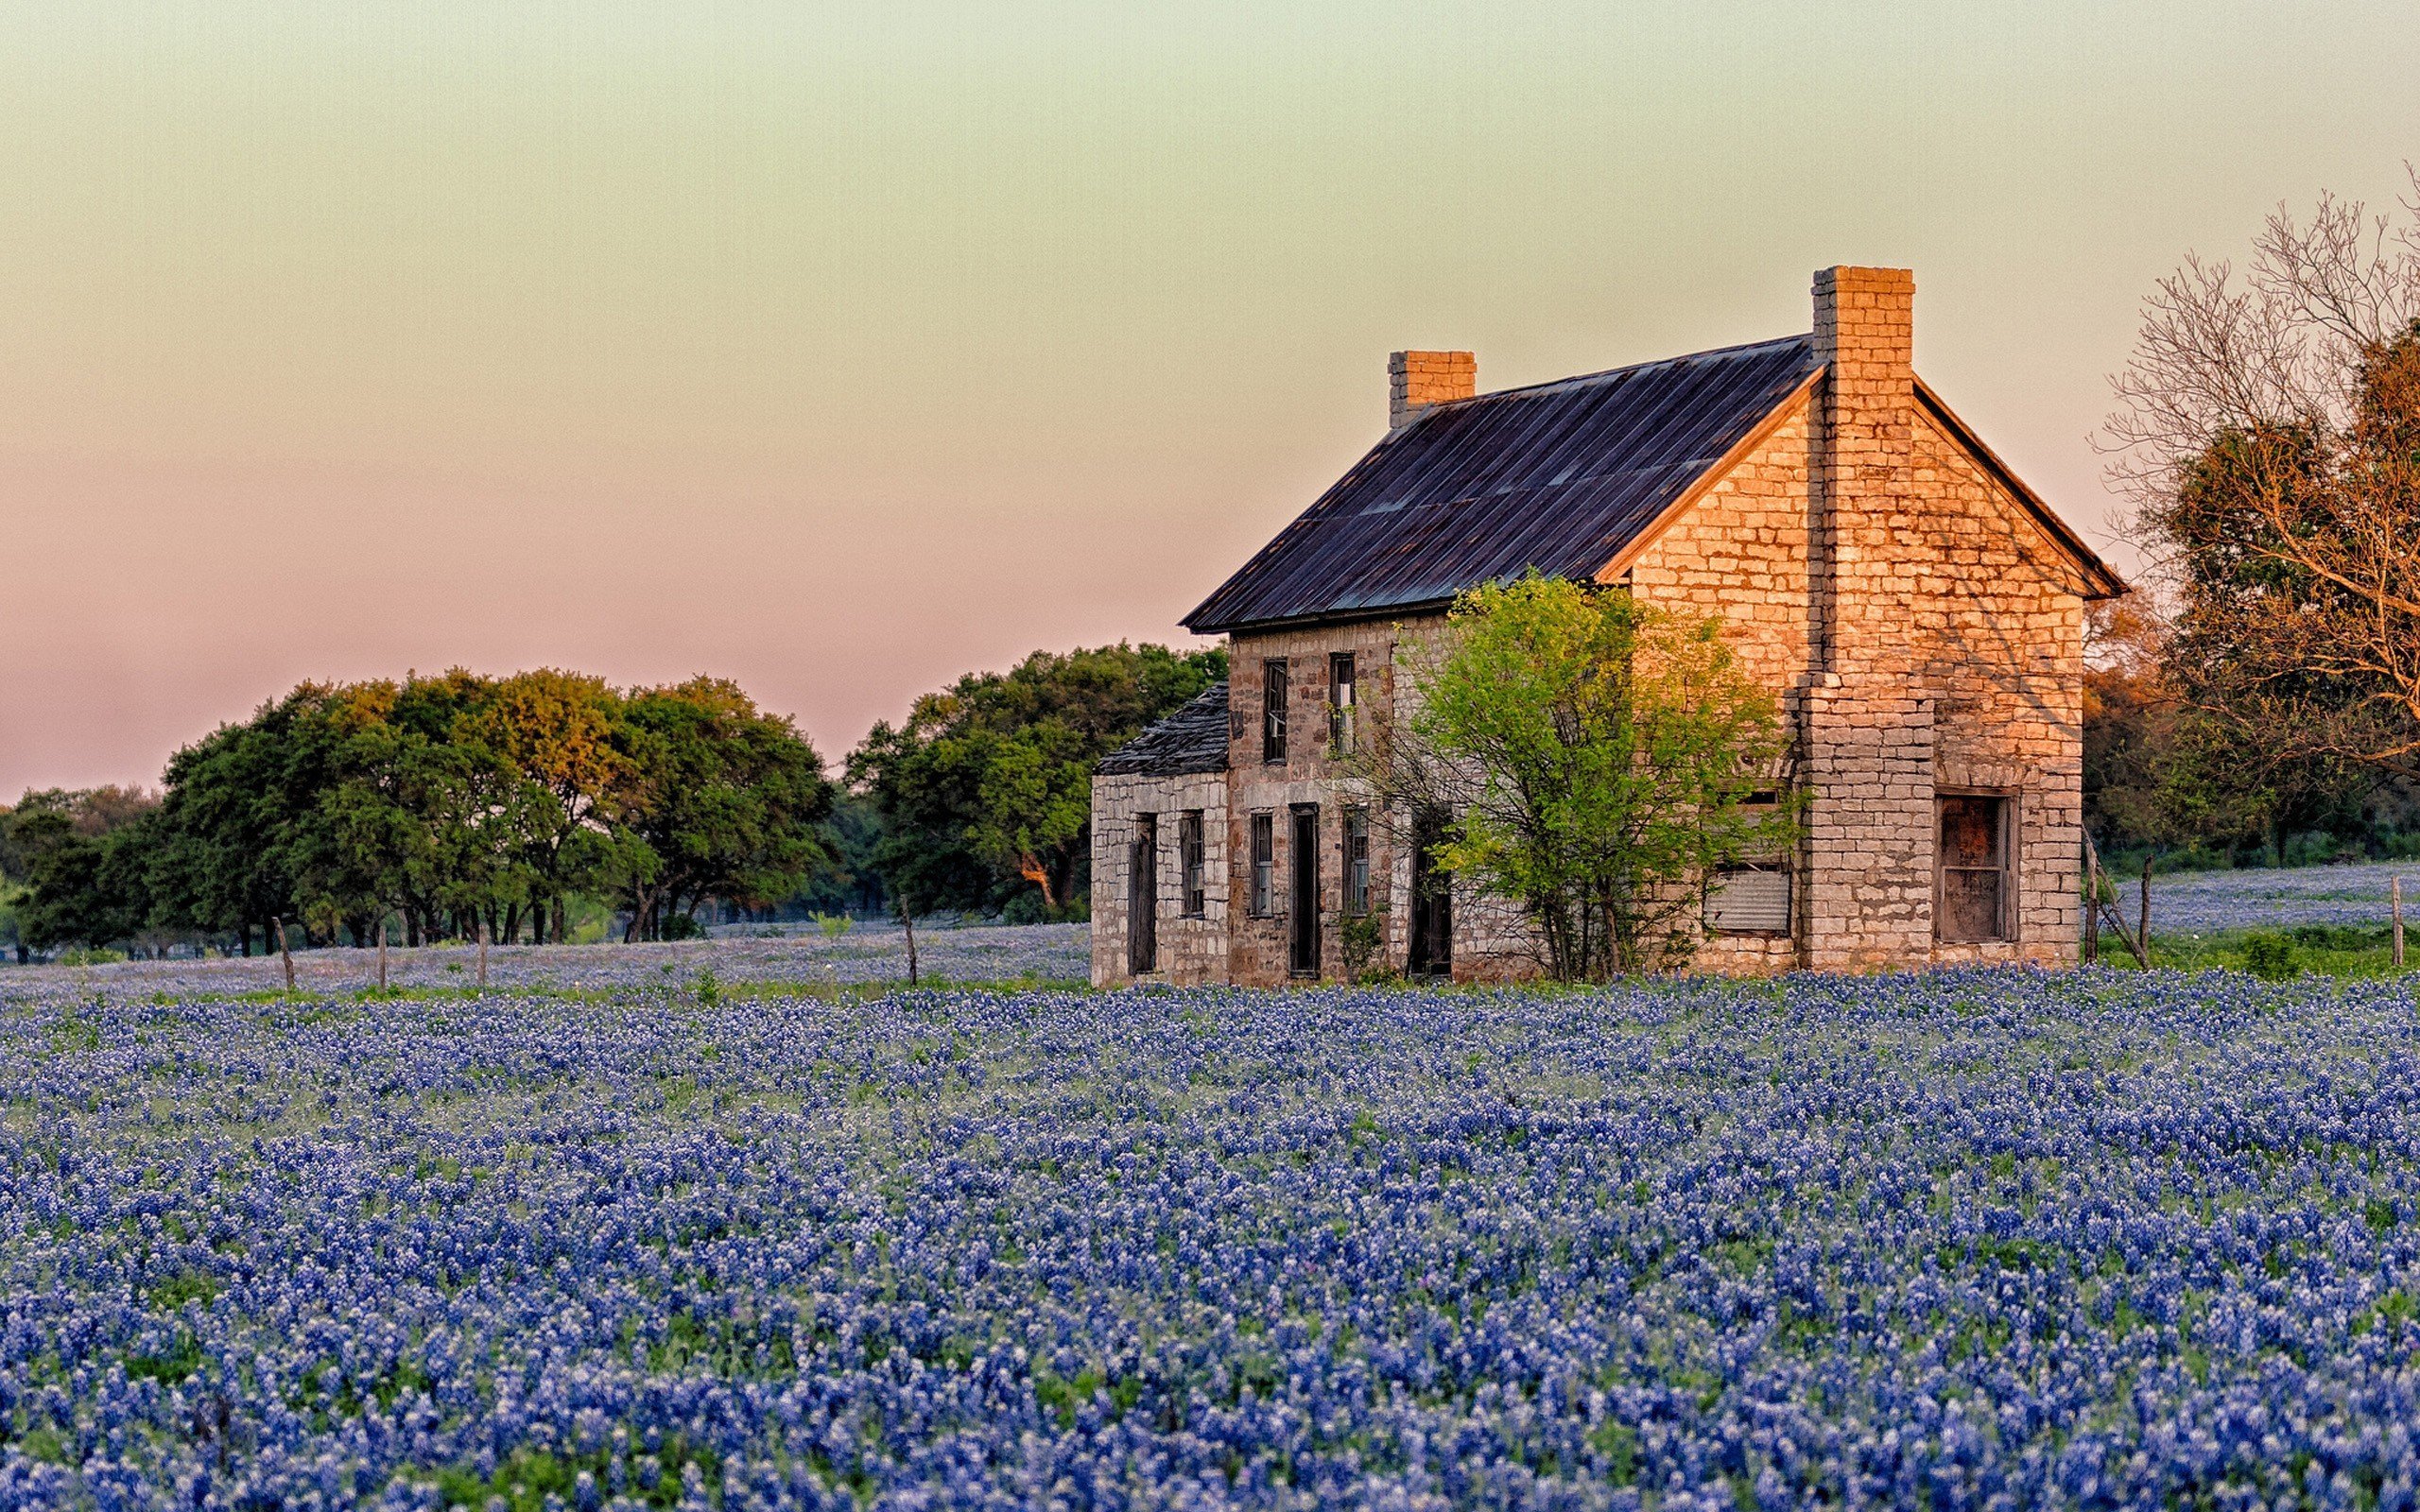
[609,678,835,940]
[1356,576,1795,980]
[848,643,1226,916]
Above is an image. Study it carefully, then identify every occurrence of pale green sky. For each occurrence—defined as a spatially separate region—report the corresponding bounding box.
[5,1,2416,791]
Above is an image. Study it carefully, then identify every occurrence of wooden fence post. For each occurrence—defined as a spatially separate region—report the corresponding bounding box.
[2084,848,2101,964]
[2137,858,2153,966]
[377,913,389,992]
[274,915,295,991]
[2394,875,2407,971]
[476,916,490,993]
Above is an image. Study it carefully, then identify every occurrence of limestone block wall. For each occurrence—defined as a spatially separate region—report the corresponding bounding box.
[1090,771,1231,988]
[1905,407,2087,964]
[1221,621,1442,986]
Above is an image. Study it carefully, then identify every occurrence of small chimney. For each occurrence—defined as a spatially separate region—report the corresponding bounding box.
[1390,350,1475,429]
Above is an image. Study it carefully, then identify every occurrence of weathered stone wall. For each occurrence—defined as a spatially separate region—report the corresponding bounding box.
[1616,266,2093,971]
[1090,771,1230,988]
[1223,622,1411,987]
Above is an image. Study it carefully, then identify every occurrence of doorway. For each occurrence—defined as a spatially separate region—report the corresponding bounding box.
[1408,809,1452,978]
[1288,805,1320,976]
[1129,815,1157,974]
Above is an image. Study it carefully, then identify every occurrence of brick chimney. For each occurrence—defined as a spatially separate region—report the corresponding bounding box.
[1809,266,1914,679]
[1390,350,1475,429]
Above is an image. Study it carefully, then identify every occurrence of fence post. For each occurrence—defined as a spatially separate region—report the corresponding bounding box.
[476,916,490,993]
[2137,858,2153,967]
[274,915,296,991]
[2394,875,2407,971]
[2084,848,2101,964]
[377,913,389,992]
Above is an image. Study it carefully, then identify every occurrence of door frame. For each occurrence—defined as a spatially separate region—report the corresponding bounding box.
[1288,804,1320,977]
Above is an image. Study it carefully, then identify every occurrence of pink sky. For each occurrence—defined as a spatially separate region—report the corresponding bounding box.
[6,2,2417,796]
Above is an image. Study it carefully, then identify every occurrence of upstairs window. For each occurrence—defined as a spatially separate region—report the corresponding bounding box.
[1705,794,1790,936]
[1328,652,1357,753]
[1179,811,1206,918]
[1342,806,1372,915]
[1263,661,1288,764]
[1938,795,2012,942]
[1249,813,1276,915]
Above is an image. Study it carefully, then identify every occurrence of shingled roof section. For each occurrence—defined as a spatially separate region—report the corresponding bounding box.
[1096,682,1230,778]
[1184,335,1822,634]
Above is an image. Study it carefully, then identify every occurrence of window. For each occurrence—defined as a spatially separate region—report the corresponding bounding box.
[1342,807,1371,915]
[1328,652,1357,753]
[1263,660,1288,764]
[1938,795,2012,943]
[1179,811,1206,918]
[1705,795,1790,936]
[1249,813,1276,916]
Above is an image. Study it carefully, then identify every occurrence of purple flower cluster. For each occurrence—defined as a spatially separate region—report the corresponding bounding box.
[14,922,1090,996]
[2151,862,2419,934]
[2,966,2417,1509]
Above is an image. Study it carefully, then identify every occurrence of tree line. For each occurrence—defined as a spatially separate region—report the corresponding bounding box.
[2088,175,2420,868]
[0,644,1224,959]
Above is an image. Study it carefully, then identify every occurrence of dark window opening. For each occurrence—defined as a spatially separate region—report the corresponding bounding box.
[1342,806,1371,916]
[1288,805,1321,976]
[1705,793,1791,936]
[1249,813,1275,917]
[1263,660,1288,764]
[1328,652,1357,753]
[1179,811,1206,918]
[1129,814,1158,974]
[1938,794,2012,943]
[1408,807,1452,977]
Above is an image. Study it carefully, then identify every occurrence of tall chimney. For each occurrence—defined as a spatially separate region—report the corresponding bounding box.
[1809,266,1914,678]
[1800,265,1934,971]
[1390,350,1475,429]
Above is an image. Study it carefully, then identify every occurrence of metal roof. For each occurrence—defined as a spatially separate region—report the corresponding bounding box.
[1096,682,1230,777]
[1184,335,1822,634]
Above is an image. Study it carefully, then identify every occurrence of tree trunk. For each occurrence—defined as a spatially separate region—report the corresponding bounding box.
[1019,855,1059,911]
[504,902,522,945]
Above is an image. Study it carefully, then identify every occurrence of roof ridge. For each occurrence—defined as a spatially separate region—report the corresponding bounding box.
[1407,332,1812,416]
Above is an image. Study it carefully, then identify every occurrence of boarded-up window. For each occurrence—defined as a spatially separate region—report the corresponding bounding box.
[1706,797,1790,935]
[1250,813,1275,916]
[1179,812,1205,918]
[1938,795,2011,943]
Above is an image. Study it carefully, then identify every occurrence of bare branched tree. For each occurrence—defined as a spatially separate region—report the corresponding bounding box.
[2103,168,2420,780]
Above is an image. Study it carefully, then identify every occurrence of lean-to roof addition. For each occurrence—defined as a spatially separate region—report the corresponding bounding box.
[1096,682,1230,778]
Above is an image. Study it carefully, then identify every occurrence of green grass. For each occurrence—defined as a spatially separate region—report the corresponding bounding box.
[2099,924,2417,980]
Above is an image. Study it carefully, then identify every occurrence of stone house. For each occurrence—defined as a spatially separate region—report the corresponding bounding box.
[1091,266,2124,987]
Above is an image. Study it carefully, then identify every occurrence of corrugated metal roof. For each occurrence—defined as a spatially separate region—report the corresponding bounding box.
[1096,682,1230,777]
[1184,335,1820,633]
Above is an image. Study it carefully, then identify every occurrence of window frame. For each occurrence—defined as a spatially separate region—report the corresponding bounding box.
[1249,812,1276,917]
[1328,652,1357,754]
[1935,792,2014,944]
[1179,810,1206,918]
[1262,660,1289,765]
[1704,793,1792,937]
[1341,805,1371,917]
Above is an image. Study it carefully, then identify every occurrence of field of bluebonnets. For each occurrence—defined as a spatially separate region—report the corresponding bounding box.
[5,931,2420,1510]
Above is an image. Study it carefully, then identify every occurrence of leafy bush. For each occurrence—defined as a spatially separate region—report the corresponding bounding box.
[2241,930,2299,979]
